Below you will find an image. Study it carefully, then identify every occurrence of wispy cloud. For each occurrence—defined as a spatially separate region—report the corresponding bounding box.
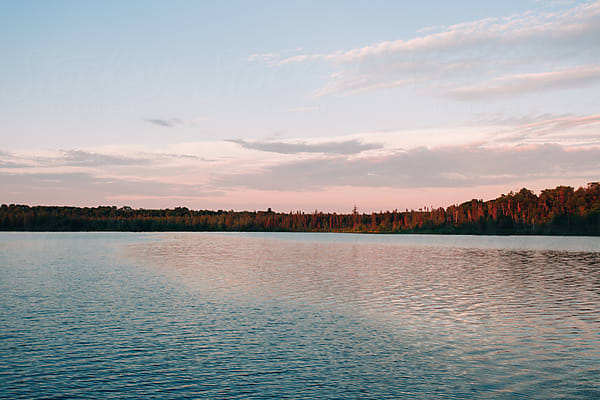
[227,139,382,155]
[516,114,600,133]
[0,172,222,206]
[60,150,149,167]
[217,144,600,191]
[144,118,183,128]
[247,52,280,64]
[0,160,30,169]
[279,2,600,64]
[255,1,600,97]
[143,117,207,128]
[3,138,599,210]
[0,150,215,179]
[489,114,600,146]
[448,65,600,100]
[148,152,200,160]
[314,74,415,97]
[0,150,150,169]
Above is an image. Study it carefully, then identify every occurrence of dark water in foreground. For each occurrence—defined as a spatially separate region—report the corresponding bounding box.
[1,232,599,399]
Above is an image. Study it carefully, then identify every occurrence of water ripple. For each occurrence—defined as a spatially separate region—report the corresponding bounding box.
[1,232,599,399]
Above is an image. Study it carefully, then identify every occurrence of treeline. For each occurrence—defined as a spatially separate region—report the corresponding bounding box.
[1,183,599,235]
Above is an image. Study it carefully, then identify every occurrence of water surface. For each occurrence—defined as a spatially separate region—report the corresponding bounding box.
[1,232,599,399]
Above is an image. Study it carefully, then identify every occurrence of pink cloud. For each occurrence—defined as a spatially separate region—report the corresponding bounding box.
[449,66,600,100]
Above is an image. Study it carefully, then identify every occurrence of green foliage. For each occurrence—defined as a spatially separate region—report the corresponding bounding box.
[1,183,599,235]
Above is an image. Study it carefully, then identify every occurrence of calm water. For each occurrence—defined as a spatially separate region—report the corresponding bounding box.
[1,232,599,399]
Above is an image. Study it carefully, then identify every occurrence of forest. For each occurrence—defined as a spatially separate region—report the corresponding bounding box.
[1,183,599,235]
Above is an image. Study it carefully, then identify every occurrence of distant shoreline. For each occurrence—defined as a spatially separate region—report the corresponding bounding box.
[1,230,599,237]
[2,184,599,236]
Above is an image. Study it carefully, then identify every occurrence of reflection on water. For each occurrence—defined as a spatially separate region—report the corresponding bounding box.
[1,232,599,399]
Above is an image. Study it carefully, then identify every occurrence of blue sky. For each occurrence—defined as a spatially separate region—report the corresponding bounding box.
[1,1,599,211]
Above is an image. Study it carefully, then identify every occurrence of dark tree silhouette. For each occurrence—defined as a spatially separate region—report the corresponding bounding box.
[1,183,599,235]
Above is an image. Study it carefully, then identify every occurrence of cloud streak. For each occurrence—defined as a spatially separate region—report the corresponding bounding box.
[144,118,184,128]
[256,1,600,97]
[280,2,600,64]
[60,150,150,167]
[143,117,207,128]
[476,113,600,146]
[217,144,600,190]
[3,139,599,211]
[448,65,600,100]
[0,150,150,169]
[314,75,415,97]
[227,139,383,155]
[0,172,222,206]
[517,114,600,133]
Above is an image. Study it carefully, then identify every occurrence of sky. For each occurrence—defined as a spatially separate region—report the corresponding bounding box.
[1,0,599,212]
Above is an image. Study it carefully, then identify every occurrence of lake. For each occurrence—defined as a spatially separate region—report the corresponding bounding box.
[1,232,599,399]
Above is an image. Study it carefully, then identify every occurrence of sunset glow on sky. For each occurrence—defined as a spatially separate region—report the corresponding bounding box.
[2,1,599,212]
